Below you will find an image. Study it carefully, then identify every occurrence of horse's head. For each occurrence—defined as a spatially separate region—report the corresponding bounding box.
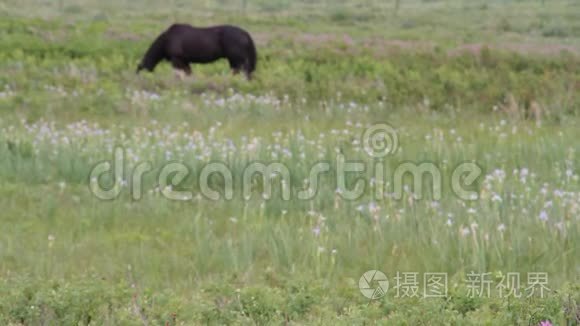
[137,29,169,74]
[136,62,149,74]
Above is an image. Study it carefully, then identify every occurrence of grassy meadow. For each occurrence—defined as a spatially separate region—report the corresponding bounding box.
[0,0,579,324]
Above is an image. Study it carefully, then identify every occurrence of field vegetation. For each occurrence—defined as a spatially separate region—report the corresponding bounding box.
[0,0,579,324]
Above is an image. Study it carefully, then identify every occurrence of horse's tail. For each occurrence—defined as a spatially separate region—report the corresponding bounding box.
[137,30,168,73]
[245,33,257,76]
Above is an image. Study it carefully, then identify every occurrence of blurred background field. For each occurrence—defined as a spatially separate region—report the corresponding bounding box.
[0,0,579,325]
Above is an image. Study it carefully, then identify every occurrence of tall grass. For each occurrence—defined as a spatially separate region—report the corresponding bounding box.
[0,1,579,324]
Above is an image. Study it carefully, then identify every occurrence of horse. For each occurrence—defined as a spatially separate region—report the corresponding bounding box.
[136,23,257,80]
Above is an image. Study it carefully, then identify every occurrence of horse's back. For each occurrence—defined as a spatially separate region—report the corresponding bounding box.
[166,23,194,33]
[162,24,222,62]
[165,23,249,39]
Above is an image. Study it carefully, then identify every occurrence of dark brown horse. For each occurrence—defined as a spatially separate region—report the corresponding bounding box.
[137,23,257,80]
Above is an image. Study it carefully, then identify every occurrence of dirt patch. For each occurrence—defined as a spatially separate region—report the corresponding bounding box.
[105,29,142,41]
[255,31,435,57]
[252,32,355,47]
[255,30,579,58]
[449,42,580,57]
[295,33,356,47]
[250,32,275,46]
[361,38,435,55]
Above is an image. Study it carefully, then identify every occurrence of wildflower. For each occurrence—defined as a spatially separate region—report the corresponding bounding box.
[460,227,471,237]
[493,169,505,180]
[539,210,549,221]
[48,234,55,248]
[312,226,321,237]
[498,224,506,232]
[368,202,380,214]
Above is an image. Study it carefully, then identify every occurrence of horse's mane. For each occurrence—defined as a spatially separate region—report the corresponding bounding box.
[137,30,168,72]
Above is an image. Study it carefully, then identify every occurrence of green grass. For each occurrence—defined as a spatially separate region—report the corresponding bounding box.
[0,0,579,325]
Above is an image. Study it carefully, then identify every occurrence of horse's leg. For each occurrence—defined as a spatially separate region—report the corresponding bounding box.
[243,55,256,80]
[240,60,252,81]
[228,57,245,77]
[170,57,191,81]
[243,69,253,81]
[175,70,187,81]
